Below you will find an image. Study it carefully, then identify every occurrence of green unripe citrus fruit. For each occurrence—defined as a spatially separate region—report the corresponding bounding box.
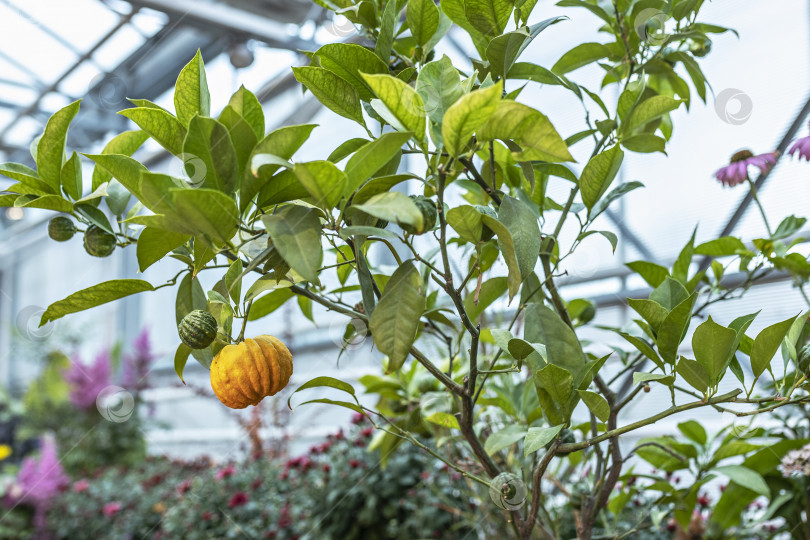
[48,216,76,242]
[179,310,218,350]
[401,195,437,235]
[83,226,116,258]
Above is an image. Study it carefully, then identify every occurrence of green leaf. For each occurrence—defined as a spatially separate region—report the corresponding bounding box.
[772,215,807,241]
[415,56,464,124]
[577,390,609,422]
[580,145,624,211]
[676,357,710,393]
[650,276,689,311]
[289,376,358,406]
[84,154,153,210]
[369,260,427,372]
[535,363,573,407]
[262,205,324,283]
[376,0,399,61]
[628,298,668,333]
[224,258,244,304]
[248,288,295,321]
[0,163,56,195]
[632,372,675,387]
[552,42,611,74]
[465,0,513,36]
[695,237,748,257]
[713,465,769,497]
[626,261,669,287]
[624,96,682,134]
[60,151,83,201]
[218,106,257,178]
[293,66,366,126]
[619,332,664,370]
[41,279,154,325]
[75,203,114,234]
[478,100,573,162]
[175,343,192,383]
[293,161,348,209]
[182,115,238,193]
[345,132,412,193]
[464,277,508,322]
[751,315,799,378]
[481,214,521,299]
[507,62,564,85]
[20,196,74,213]
[678,420,707,445]
[167,188,240,246]
[692,317,737,385]
[589,180,644,219]
[486,17,566,78]
[524,304,585,376]
[484,425,528,455]
[497,195,541,281]
[315,43,389,101]
[447,205,485,243]
[37,100,81,191]
[137,228,189,272]
[363,73,426,141]
[242,124,316,212]
[227,85,265,139]
[524,425,564,456]
[656,293,696,363]
[352,174,415,205]
[119,107,187,155]
[407,0,440,46]
[352,192,424,232]
[174,50,210,126]
[442,80,503,156]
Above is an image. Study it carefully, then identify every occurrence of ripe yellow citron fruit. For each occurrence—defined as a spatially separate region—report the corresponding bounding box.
[210,335,293,409]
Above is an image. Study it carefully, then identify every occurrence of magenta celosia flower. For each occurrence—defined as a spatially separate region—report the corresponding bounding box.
[103,501,122,516]
[789,135,810,161]
[714,149,778,187]
[64,351,112,410]
[72,479,90,493]
[215,465,236,480]
[13,438,68,506]
[121,328,156,392]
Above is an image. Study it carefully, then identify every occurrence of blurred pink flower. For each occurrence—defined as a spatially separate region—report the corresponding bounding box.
[64,351,112,410]
[13,438,67,506]
[714,149,778,187]
[121,328,156,393]
[103,501,122,516]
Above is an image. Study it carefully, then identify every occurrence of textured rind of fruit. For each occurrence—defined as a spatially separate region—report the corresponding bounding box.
[798,343,810,376]
[48,216,76,242]
[401,195,438,235]
[474,205,497,241]
[210,335,293,409]
[179,310,218,350]
[83,225,116,257]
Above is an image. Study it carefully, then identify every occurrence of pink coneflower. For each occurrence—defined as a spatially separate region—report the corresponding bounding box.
[64,351,112,410]
[228,491,249,508]
[789,133,810,161]
[714,149,778,187]
[103,501,122,516]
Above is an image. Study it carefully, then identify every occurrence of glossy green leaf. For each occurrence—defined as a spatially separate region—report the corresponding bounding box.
[695,237,748,257]
[407,0,440,46]
[751,315,799,378]
[524,304,586,376]
[580,144,624,211]
[486,17,566,78]
[315,43,389,101]
[262,205,324,283]
[120,107,187,155]
[345,132,412,193]
[676,357,710,393]
[481,214,521,299]
[174,343,192,383]
[37,100,81,191]
[294,161,348,209]
[692,317,737,384]
[174,50,211,125]
[183,115,239,193]
[465,0,513,36]
[552,42,611,74]
[293,66,366,126]
[369,260,426,372]
[227,85,265,139]
[524,425,564,456]
[484,425,527,455]
[497,195,541,280]
[442,80,502,156]
[577,390,609,422]
[713,465,769,497]
[478,100,573,162]
[248,288,295,321]
[41,279,154,325]
[137,228,189,272]
[624,96,682,135]
[352,192,424,232]
[678,420,707,445]
[363,73,426,141]
[416,55,464,123]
